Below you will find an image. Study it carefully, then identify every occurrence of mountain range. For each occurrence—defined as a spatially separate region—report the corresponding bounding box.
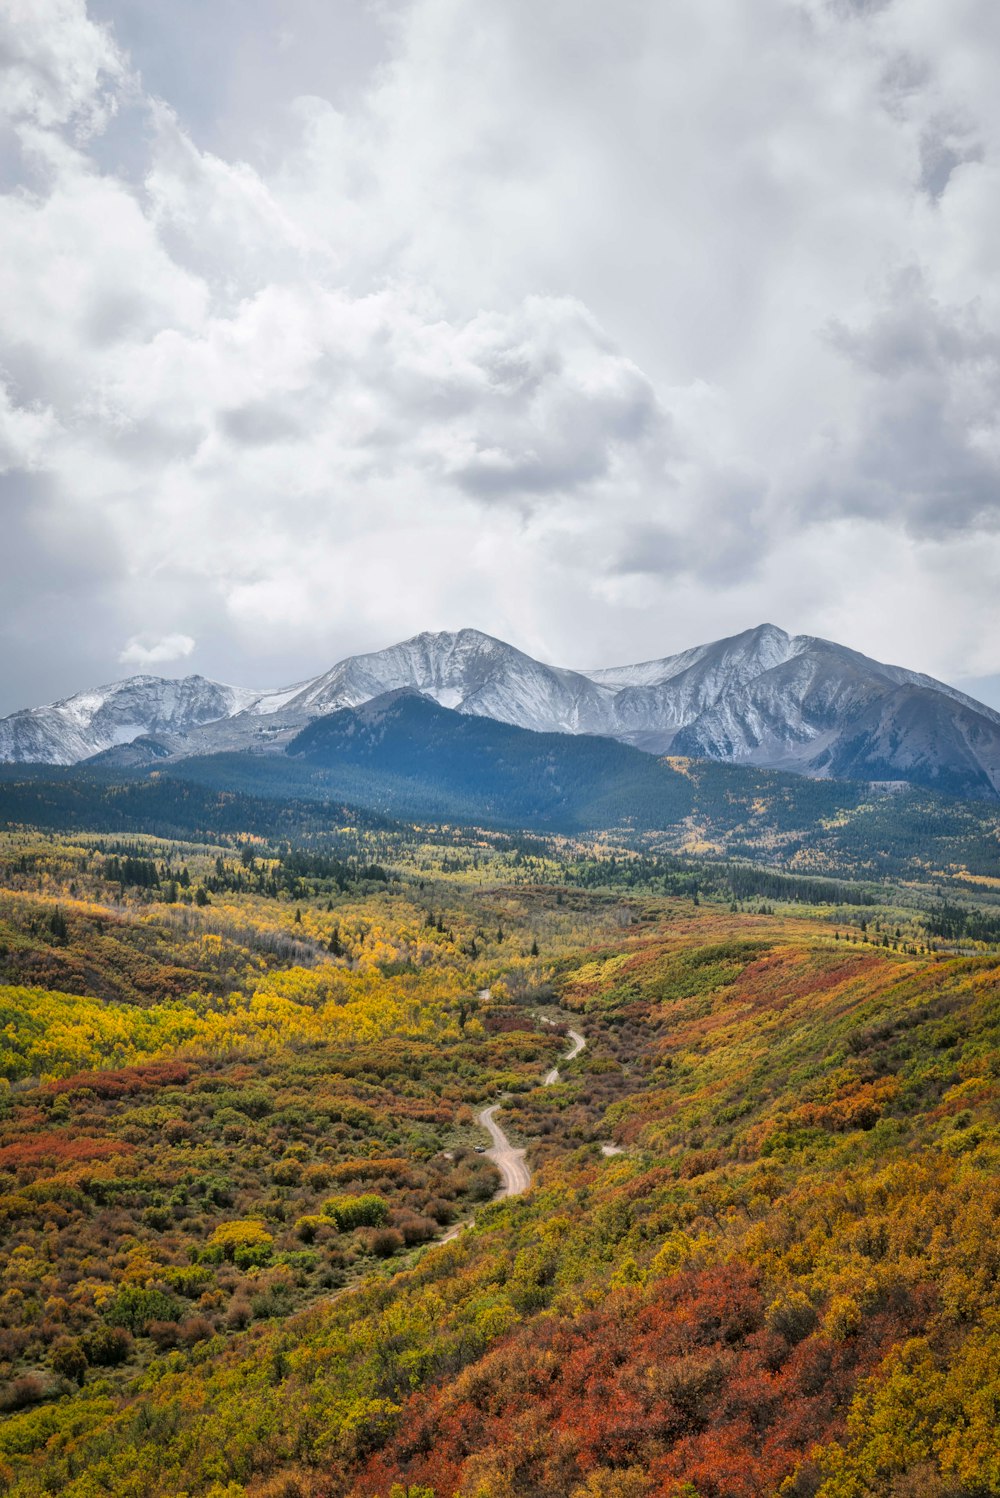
[2,624,999,799]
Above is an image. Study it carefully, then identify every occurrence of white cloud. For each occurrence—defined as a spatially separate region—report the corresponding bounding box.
[0,0,999,712]
[0,0,127,134]
[118,633,196,666]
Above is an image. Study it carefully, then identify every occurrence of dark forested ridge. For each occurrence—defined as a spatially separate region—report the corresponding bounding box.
[285,690,695,828]
[1,691,998,890]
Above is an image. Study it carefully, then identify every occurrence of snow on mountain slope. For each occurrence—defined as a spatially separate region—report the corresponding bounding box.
[3,625,998,798]
[282,629,617,735]
[596,625,806,748]
[670,640,1000,796]
[588,622,799,693]
[0,676,263,765]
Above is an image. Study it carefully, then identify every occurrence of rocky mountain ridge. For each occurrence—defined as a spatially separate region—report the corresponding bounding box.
[3,625,998,799]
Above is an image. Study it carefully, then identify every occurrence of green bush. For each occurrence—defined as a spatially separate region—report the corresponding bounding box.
[322,1193,389,1231]
[234,1242,273,1270]
[141,1205,172,1230]
[82,1325,132,1366]
[250,1281,295,1320]
[50,1339,87,1386]
[105,1286,181,1335]
[163,1266,214,1298]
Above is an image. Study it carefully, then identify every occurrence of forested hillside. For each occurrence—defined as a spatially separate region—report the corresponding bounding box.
[0,815,999,1494]
[2,702,1000,892]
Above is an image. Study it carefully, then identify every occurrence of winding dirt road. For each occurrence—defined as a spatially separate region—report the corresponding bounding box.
[478,1024,586,1199]
[543,1027,586,1085]
[477,1103,533,1197]
[312,1021,586,1300]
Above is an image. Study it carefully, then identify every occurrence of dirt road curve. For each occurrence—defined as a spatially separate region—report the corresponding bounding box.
[313,1023,585,1298]
[543,1027,586,1085]
[479,1026,587,1198]
[477,1103,533,1197]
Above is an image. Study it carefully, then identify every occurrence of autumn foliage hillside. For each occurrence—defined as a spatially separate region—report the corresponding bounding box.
[0,827,999,1495]
[348,918,1000,1497]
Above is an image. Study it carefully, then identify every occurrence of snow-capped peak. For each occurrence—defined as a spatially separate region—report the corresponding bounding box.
[0,673,262,765]
[3,625,998,799]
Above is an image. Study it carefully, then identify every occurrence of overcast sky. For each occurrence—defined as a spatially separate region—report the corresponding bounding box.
[2,0,1000,715]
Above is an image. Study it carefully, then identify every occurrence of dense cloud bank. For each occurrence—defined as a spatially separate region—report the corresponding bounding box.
[1,0,999,710]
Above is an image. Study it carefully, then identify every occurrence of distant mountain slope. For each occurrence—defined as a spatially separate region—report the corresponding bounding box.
[182,691,695,831]
[0,675,263,765]
[281,630,616,734]
[820,684,1000,799]
[671,639,1000,798]
[3,624,998,799]
[3,725,999,891]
